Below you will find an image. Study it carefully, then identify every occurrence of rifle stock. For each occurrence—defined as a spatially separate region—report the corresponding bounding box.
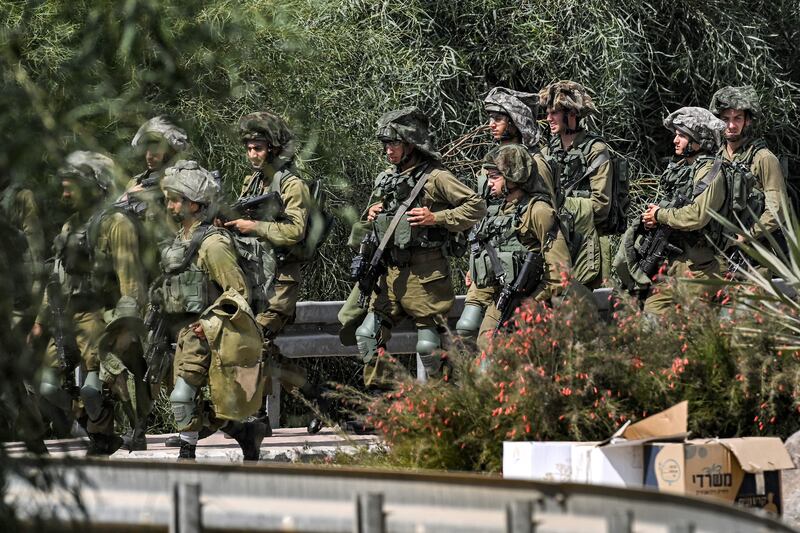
[494,251,545,333]
[142,302,172,385]
[44,272,80,397]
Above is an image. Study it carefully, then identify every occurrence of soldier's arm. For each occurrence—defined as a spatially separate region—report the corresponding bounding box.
[252,177,310,247]
[200,232,249,301]
[587,142,613,224]
[751,149,788,238]
[16,189,47,297]
[429,170,487,231]
[104,213,147,308]
[533,154,557,206]
[519,200,571,296]
[656,162,725,231]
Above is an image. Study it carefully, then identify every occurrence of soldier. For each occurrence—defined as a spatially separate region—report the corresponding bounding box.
[159,160,267,460]
[470,145,572,347]
[457,87,556,343]
[632,107,727,314]
[29,151,148,455]
[356,106,486,384]
[539,81,614,289]
[224,111,326,434]
[709,86,789,254]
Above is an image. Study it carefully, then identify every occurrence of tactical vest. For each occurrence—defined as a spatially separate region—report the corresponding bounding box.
[470,194,547,288]
[658,155,723,248]
[159,226,220,315]
[372,164,451,264]
[53,208,123,308]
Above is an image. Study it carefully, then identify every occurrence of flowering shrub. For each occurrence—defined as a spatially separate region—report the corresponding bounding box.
[348,288,800,472]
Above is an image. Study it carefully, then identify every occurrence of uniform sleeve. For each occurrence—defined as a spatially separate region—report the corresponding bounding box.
[429,170,487,231]
[519,200,571,297]
[105,213,147,308]
[587,142,613,224]
[656,162,725,231]
[751,150,788,239]
[252,177,310,247]
[200,233,249,301]
[533,154,557,205]
[16,189,47,295]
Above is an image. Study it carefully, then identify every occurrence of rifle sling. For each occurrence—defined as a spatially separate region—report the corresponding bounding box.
[483,241,505,284]
[562,151,609,198]
[168,224,214,275]
[369,163,431,268]
[691,159,724,198]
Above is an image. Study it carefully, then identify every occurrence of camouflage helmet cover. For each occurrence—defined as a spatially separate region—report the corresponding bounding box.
[483,87,541,147]
[538,80,597,118]
[709,85,761,119]
[663,107,725,152]
[162,160,220,206]
[239,111,294,149]
[376,106,441,160]
[131,116,189,152]
[484,144,534,185]
[58,151,118,194]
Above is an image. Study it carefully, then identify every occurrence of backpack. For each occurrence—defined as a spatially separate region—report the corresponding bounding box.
[271,173,335,263]
[230,234,276,315]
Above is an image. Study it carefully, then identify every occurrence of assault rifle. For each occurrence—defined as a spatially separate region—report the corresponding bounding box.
[636,195,689,278]
[44,271,80,397]
[350,232,386,308]
[142,300,172,385]
[218,191,284,224]
[494,251,545,333]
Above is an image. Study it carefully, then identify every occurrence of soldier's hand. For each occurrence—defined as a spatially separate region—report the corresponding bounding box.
[28,323,43,344]
[127,184,145,194]
[366,203,384,222]
[407,207,436,226]
[191,322,206,340]
[224,218,257,234]
[642,204,660,229]
[465,271,472,287]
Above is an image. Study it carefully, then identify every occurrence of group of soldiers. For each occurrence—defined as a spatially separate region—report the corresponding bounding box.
[0,79,788,459]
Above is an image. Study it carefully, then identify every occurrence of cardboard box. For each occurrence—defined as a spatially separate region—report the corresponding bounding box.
[644,437,795,515]
[503,402,688,486]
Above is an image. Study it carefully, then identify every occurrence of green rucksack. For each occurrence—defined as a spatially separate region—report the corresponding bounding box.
[271,173,335,263]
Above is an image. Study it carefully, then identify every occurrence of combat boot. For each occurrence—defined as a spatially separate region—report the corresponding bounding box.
[164,426,215,447]
[224,420,268,461]
[178,440,196,460]
[86,433,124,456]
[122,426,147,452]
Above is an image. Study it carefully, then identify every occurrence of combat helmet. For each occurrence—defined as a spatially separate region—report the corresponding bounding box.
[239,111,294,147]
[131,116,189,153]
[58,151,119,195]
[663,107,725,154]
[376,106,441,161]
[709,86,761,119]
[483,87,541,147]
[483,144,549,197]
[162,160,220,206]
[538,81,597,118]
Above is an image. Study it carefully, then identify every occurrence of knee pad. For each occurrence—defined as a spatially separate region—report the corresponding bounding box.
[169,377,198,428]
[456,304,485,339]
[80,371,104,421]
[355,312,383,364]
[416,327,442,375]
[39,368,71,407]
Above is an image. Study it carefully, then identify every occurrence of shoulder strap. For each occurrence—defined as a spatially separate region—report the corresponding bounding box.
[369,162,431,268]
[562,150,610,198]
[169,224,216,274]
[692,159,725,198]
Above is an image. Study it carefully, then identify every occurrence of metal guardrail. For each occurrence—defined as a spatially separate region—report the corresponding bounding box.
[7,457,794,532]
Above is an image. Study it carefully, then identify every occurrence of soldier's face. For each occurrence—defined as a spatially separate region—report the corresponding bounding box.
[384,140,411,165]
[246,140,271,169]
[61,178,89,211]
[720,109,750,142]
[145,143,170,171]
[487,171,507,197]
[166,192,199,223]
[546,108,572,135]
[673,132,700,156]
[488,112,513,141]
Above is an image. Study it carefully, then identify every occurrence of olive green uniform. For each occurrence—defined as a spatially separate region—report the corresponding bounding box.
[36,209,147,436]
[359,161,485,381]
[477,196,571,345]
[644,157,725,314]
[238,164,311,391]
[542,131,613,287]
[164,221,250,432]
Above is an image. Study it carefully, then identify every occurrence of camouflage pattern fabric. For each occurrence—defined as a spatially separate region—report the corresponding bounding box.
[483,87,540,147]
[485,144,534,185]
[131,116,189,152]
[239,111,294,149]
[709,85,761,118]
[538,81,597,118]
[162,160,220,205]
[59,151,119,194]
[376,106,441,160]
[663,107,725,153]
